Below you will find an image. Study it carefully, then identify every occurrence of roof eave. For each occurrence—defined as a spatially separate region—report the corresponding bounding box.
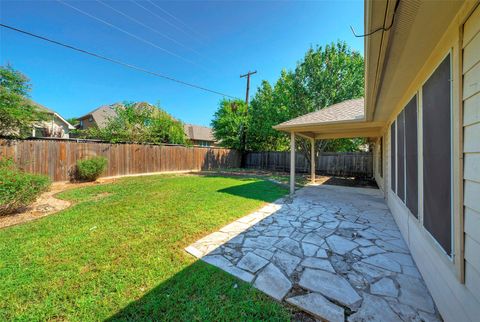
[364,0,396,122]
[53,113,76,130]
[274,119,386,140]
[273,117,368,132]
[77,113,92,120]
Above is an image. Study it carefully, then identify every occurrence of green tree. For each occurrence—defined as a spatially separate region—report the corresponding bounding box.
[80,102,187,145]
[0,65,46,138]
[240,41,366,160]
[66,117,79,128]
[211,99,248,151]
[149,108,188,144]
[292,41,365,162]
[292,41,364,116]
[247,71,294,151]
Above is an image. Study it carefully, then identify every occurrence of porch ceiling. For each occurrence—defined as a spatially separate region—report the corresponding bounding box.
[274,120,384,140]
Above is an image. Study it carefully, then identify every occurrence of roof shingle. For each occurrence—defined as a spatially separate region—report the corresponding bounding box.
[183,124,215,141]
[275,98,365,129]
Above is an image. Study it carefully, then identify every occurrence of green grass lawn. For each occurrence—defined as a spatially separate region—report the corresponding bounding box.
[0,174,291,321]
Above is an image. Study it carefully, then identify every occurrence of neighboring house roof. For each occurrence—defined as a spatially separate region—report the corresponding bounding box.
[30,100,75,130]
[183,124,215,142]
[78,104,118,128]
[274,98,365,129]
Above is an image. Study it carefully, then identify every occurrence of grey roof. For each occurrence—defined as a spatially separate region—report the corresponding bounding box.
[275,98,365,129]
[30,100,55,114]
[79,104,119,128]
[183,124,215,141]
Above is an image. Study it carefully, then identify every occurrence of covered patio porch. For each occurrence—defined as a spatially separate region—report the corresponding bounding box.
[272,98,385,194]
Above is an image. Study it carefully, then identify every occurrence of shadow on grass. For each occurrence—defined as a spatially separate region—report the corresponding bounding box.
[216,180,288,202]
[106,260,292,321]
[104,180,291,321]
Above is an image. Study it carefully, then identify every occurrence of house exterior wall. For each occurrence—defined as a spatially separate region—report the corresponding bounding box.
[372,136,385,193]
[190,139,216,147]
[462,3,480,309]
[77,116,97,130]
[33,115,71,138]
[373,3,480,321]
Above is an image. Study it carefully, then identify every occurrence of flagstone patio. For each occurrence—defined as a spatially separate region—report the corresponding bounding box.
[185,184,442,322]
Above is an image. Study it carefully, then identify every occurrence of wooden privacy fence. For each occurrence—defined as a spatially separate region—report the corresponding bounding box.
[0,139,241,182]
[245,151,373,177]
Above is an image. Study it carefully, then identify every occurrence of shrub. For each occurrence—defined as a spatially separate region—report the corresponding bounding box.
[0,158,51,215]
[75,156,107,182]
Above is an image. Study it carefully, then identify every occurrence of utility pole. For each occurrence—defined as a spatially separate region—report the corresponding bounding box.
[240,70,257,108]
[239,70,257,166]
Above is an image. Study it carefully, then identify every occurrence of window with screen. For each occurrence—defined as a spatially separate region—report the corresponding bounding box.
[397,110,405,201]
[390,122,396,192]
[405,96,418,218]
[422,54,452,255]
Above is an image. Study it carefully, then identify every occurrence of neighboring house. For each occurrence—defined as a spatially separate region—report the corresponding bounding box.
[76,104,118,130]
[275,1,480,321]
[183,124,217,147]
[77,104,217,147]
[31,101,75,138]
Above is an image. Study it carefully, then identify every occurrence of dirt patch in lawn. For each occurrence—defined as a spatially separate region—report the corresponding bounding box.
[0,178,116,229]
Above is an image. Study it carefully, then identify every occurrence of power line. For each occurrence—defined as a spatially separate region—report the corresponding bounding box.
[131,0,195,39]
[96,0,204,57]
[146,0,207,43]
[56,0,198,67]
[0,23,237,99]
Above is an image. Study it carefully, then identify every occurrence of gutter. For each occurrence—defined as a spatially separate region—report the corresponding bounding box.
[365,0,398,121]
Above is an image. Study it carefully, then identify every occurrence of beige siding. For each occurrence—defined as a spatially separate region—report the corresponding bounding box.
[389,192,480,322]
[465,207,480,244]
[380,4,480,321]
[464,123,480,152]
[463,5,480,316]
[464,2,480,46]
[465,262,480,304]
[463,26,480,72]
[464,57,480,100]
[464,92,480,126]
[465,236,480,273]
[464,180,480,212]
[464,153,480,182]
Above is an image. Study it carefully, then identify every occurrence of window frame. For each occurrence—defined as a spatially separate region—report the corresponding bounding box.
[390,121,397,193]
[419,51,454,259]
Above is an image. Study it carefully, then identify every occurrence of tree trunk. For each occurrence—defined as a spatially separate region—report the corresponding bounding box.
[296,137,328,170]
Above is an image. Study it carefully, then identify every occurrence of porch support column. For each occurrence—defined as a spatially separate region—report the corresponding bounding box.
[290,132,295,195]
[310,137,315,183]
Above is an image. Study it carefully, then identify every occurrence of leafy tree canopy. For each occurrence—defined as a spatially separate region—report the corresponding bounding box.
[212,41,367,154]
[66,117,79,127]
[0,65,46,138]
[79,102,187,145]
[211,99,247,151]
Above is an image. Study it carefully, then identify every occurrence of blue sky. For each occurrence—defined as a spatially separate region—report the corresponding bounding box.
[0,0,364,126]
